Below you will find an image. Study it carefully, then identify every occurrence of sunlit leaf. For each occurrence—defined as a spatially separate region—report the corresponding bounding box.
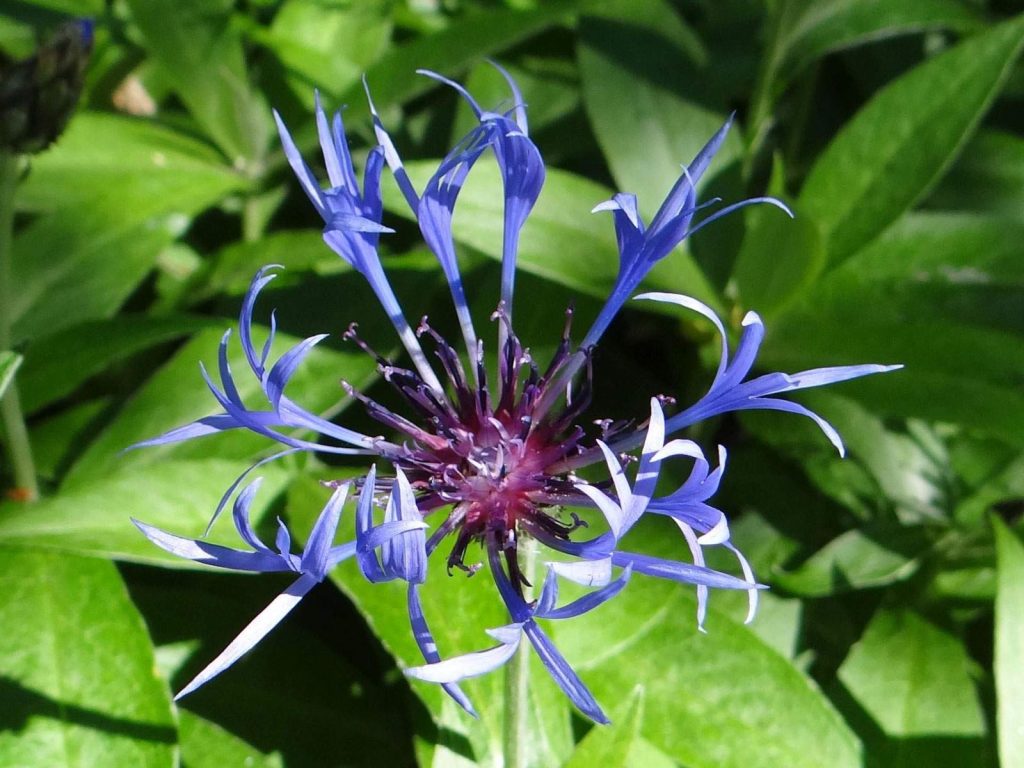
[838,608,987,766]
[0,459,291,566]
[0,551,176,766]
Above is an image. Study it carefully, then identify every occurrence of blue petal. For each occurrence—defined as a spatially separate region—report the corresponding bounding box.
[299,483,349,579]
[611,550,759,591]
[265,334,329,413]
[406,584,477,716]
[536,564,632,621]
[522,620,608,724]
[131,519,289,573]
[231,478,270,552]
[175,573,318,700]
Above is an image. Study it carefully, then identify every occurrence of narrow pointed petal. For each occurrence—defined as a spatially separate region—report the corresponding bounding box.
[611,550,759,591]
[300,483,349,578]
[405,632,520,682]
[131,520,290,573]
[273,111,324,216]
[175,574,318,700]
[537,565,631,621]
[523,621,608,724]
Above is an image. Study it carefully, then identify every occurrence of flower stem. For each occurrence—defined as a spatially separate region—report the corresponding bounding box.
[503,535,536,768]
[0,152,38,501]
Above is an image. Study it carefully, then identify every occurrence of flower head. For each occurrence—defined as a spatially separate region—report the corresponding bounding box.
[134,66,899,722]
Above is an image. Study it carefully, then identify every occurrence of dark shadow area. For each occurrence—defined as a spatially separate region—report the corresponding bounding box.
[829,678,994,768]
[0,675,176,744]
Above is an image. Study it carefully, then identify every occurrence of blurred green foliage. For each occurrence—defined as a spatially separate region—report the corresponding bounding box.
[1,1,1023,766]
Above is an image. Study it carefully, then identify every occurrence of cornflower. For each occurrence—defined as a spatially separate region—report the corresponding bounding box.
[135,66,898,723]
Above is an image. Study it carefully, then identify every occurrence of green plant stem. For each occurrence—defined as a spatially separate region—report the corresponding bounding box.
[0,152,38,501]
[503,535,536,768]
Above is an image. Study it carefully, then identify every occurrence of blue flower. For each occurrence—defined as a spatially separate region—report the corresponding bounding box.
[134,67,899,722]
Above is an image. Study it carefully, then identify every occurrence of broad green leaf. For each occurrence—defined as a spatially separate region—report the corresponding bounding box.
[994,517,1024,768]
[178,711,283,768]
[578,0,741,221]
[125,0,268,166]
[19,315,219,414]
[562,687,644,768]
[0,551,176,766]
[927,130,1024,220]
[16,112,246,216]
[384,161,723,312]
[12,114,245,342]
[799,15,1024,266]
[773,526,928,596]
[557,523,863,768]
[0,349,22,399]
[838,608,987,766]
[768,0,981,95]
[0,459,290,566]
[956,450,1024,528]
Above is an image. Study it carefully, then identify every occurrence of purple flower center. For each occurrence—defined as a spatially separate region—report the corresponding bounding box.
[346,308,594,592]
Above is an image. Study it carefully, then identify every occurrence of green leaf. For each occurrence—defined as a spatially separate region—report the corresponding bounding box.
[198,230,347,302]
[0,350,22,400]
[927,130,1024,220]
[259,0,392,104]
[578,0,741,221]
[773,526,928,596]
[125,0,268,165]
[790,212,1024,333]
[769,0,981,93]
[562,687,644,768]
[732,157,825,317]
[30,399,111,482]
[837,608,987,766]
[0,459,291,566]
[799,16,1024,266]
[556,526,863,768]
[19,315,220,414]
[178,711,283,768]
[0,551,176,766]
[746,392,952,522]
[994,517,1024,768]
[11,114,245,343]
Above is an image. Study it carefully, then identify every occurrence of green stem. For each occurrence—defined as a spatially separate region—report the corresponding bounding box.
[503,536,536,768]
[0,152,38,501]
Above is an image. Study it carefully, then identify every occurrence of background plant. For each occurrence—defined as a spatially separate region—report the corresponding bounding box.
[0,1,1022,766]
